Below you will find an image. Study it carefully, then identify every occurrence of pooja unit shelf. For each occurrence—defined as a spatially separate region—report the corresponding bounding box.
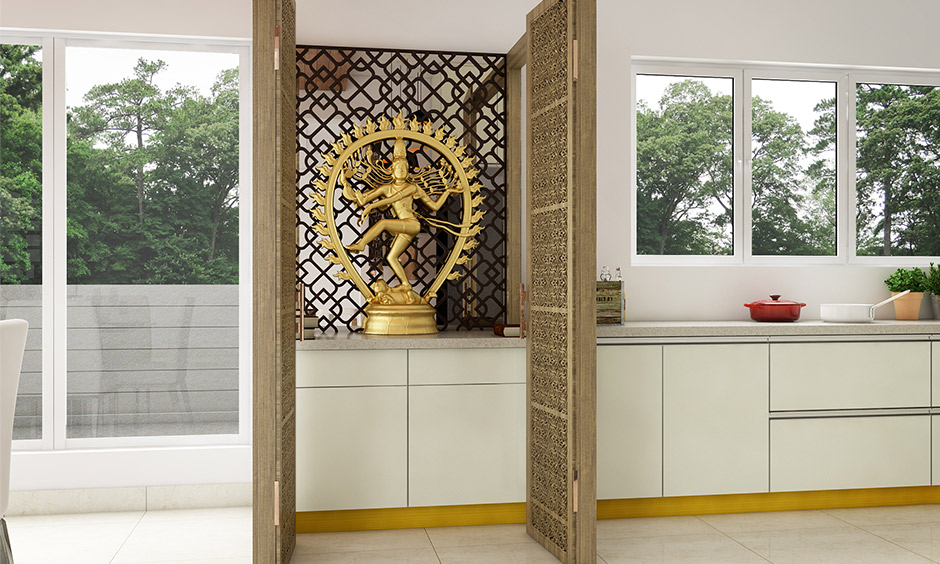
[295,338,525,512]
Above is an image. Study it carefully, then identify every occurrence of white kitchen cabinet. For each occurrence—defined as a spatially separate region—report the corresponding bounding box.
[663,344,769,497]
[296,386,407,511]
[933,343,940,407]
[409,347,525,385]
[408,383,525,506]
[934,415,940,485]
[597,345,662,499]
[296,349,407,388]
[770,342,930,411]
[772,416,930,492]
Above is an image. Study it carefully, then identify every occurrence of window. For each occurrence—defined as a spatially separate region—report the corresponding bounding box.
[0,34,250,449]
[633,61,940,264]
[854,81,940,257]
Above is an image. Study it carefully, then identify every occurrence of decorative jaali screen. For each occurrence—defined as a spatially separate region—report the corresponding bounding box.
[295,45,508,333]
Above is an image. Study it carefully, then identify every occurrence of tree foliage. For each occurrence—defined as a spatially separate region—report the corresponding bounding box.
[855,84,940,256]
[0,47,240,285]
[0,44,43,283]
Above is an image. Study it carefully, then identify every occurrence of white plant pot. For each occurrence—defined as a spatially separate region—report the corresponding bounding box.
[932,294,940,320]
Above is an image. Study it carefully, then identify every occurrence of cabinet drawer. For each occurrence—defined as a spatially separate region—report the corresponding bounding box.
[770,342,929,411]
[296,349,407,387]
[597,345,662,499]
[771,416,930,492]
[409,347,525,385]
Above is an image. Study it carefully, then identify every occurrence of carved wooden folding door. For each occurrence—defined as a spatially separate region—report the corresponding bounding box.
[252,0,297,562]
[525,0,596,563]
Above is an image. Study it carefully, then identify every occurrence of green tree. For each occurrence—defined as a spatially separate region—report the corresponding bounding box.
[855,84,940,256]
[70,58,174,225]
[0,44,43,284]
[636,80,733,255]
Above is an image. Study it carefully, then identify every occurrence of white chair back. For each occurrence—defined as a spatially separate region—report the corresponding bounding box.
[0,319,28,519]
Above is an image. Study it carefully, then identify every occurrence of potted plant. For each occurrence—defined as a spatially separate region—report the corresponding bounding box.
[927,263,940,319]
[884,267,927,320]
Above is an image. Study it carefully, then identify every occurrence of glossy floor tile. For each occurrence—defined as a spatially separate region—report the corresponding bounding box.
[8,504,940,563]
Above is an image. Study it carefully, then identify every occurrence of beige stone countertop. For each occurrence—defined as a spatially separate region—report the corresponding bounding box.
[295,330,526,351]
[598,320,940,340]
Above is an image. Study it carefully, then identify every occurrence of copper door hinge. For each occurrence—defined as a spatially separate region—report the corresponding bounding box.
[274,480,280,526]
[572,470,579,513]
[520,283,528,338]
[274,26,280,70]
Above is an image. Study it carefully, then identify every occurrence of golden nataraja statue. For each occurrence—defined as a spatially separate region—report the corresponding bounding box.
[311,111,485,335]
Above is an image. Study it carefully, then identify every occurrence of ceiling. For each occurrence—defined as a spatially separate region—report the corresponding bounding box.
[296,0,540,54]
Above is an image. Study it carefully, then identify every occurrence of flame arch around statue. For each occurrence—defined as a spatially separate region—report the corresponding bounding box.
[312,112,485,335]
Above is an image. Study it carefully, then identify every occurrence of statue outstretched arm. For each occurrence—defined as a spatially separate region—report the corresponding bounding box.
[416,184,461,212]
[358,184,417,224]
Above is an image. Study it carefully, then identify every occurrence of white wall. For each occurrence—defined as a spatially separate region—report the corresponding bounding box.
[597,0,940,321]
[0,0,251,38]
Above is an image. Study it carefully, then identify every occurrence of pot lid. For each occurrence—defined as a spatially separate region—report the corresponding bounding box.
[746,294,806,306]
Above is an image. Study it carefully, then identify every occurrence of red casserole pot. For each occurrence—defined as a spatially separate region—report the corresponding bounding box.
[744,294,806,322]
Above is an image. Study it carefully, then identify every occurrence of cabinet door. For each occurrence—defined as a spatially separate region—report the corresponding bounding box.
[663,344,769,497]
[933,343,940,407]
[295,387,407,511]
[771,342,929,411]
[409,383,525,507]
[934,415,940,486]
[772,416,930,492]
[597,345,662,499]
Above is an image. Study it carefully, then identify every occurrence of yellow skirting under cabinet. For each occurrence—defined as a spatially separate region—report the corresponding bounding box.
[296,486,940,533]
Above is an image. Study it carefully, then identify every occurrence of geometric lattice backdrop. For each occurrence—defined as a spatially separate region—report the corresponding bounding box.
[296,46,507,333]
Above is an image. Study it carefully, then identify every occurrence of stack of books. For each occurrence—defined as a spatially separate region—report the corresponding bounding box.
[596,281,624,325]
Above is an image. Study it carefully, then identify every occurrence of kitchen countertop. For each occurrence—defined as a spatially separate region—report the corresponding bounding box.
[598,320,940,340]
[296,320,940,350]
[295,330,526,351]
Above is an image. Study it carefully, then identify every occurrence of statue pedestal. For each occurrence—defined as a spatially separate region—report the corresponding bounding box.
[363,303,438,335]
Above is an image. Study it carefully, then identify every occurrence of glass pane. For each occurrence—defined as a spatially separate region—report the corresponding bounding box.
[856,82,940,256]
[0,43,43,440]
[636,74,734,255]
[751,79,837,256]
[65,46,240,438]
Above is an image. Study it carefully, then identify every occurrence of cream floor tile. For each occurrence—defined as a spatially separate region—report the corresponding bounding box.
[294,528,434,555]
[289,547,441,564]
[5,511,144,564]
[435,541,561,564]
[110,509,251,563]
[865,521,940,562]
[132,506,251,523]
[824,504,940,528]
[732,525,933,564]
[426,523,534,547]
[698,510,848,534]
[597,516,715,539]
[599,532,770,564]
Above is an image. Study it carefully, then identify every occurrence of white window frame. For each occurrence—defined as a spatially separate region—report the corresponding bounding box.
[632,58,940,267]
[631,62,744,266]
[4,30,253,453]
[848,70,940,266]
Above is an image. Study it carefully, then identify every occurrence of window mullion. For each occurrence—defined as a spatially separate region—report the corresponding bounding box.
[741,70,753,263]
[51,37,68,450]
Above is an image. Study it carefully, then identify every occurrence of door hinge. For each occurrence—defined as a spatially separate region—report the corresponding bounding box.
[572,39,578,83]
[519,283,528,338]
[274,25,280,71]
[274,480,280,526]
[572,470,579,513]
